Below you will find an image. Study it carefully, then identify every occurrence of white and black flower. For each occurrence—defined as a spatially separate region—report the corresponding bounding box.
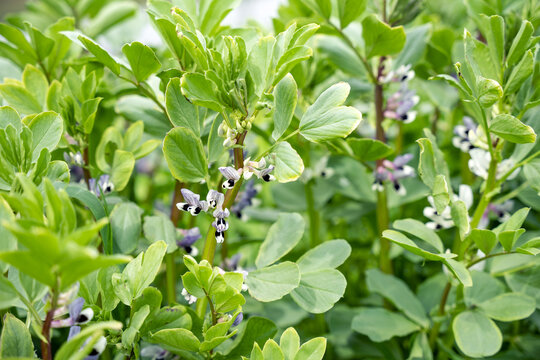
[176,189,209,216]
[51,297,94,328]
[424,184,473,230]
[219,166,242,189]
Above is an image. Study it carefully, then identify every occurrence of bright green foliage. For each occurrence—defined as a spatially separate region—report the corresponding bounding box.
[0,0,539,359]
[242,327,326,360]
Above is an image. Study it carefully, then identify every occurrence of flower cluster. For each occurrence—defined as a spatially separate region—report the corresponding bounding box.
[64,151,84,166]
[217,110,253,147]
[176,189,229,243]
[468,148,519,180]
[452,117,482,152]
[383,64,419,123]
[423,185,473,230]
[219,157,275,190]
[47,284,106,359]
[372,154,415,195]
[89,175,114,196]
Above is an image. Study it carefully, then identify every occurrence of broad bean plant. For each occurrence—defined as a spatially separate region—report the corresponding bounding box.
[0,0,539,359]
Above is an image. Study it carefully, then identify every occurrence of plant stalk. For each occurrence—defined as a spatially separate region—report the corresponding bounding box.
[41,281,59,360]
[166,180,184,304]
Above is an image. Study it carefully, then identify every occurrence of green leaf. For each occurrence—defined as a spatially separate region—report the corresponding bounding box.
[361,15,406,58]
[112,241,167,305]
[478,293,535,322]
[443,258,472,287]
[504,50,534,96]
[382,230,452,261]
[291,268,346,313]
[122,41,161,83]
[86,1,138,37]
[27,111,63,162]
[262,339,284,360]
[477,77,502,108]
[122,305,150,347]
[450,200,469,239]
[110,202,142,254]
[272,74,297,141]
[352,308,420,342]
[416,137,450,189]
[497,229,525,252]
[393,219,444,253]
[346,138,393,161]
[246,262,300,302]
[506,20,534,66]
[299,82,362,142]
[0,106,21,131]
[408,332,432,360]
[163,126,208,183]
[280,328,300,360]
[256,213,304,268]
[433,175,451,216]
[466,229,497,255]
[296,239,351,273]
[270,142,304,183]
[293,337,326,360]
[221,317,277,359]
[479,15,504,72]
[490,114,536,144]
[77,34,121,75]
[505,265,540,308]
[338,0,366,29]
[318,36,364,77]
[366,269,429,328]
[248,36,276,97]
[150,328,200,352]
[180,73,223,113]
[143,214,178,254]
[111,150,135,191]
[394,24,431,68]
[166,78,199,135]
[0,84,41,115]
[0,251,55,287]
[0,313,34,357]
[22,65,48,107]
[494,207,529,233]
[55,321,122,360]
[453,310,501,357]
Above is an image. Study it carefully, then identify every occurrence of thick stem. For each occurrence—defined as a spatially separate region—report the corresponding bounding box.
[166,181,184,304]
[374,59,392,274]
[41,282,59,360]
[197,132,247,320]
[376,190,392,273]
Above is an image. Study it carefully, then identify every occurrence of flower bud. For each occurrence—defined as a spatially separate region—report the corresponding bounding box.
[477,77,502,108]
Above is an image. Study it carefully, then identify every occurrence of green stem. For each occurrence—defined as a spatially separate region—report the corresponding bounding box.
[166,181,184,304]
[377,189,392,273]
[429,281,451,347]
[466,251,516,268]
[197,132,247,319]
